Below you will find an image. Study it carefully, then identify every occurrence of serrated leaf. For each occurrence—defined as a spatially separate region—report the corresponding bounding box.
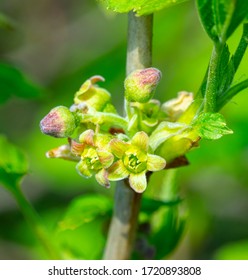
[195,112,233,140]
[98,0,188,16]
[0,135,28,189]
[196,0,248,43]
[0,63,41,104]
[58,194,112,231]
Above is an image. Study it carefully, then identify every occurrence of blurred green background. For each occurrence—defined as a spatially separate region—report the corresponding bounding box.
[0,0,248,259]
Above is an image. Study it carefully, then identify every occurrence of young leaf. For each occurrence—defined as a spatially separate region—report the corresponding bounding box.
[58,194,112,231]
[196,0,219,42]
[0,135,28,189]
[194,112,233,140]
[196,0,248,43]
[98,0,188,16]
[0,63,41,104]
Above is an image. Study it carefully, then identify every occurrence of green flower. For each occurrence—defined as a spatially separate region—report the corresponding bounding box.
[108,131,166,193]
[130,99,166,134]
[75,130,114,188]
[73,75,112,112]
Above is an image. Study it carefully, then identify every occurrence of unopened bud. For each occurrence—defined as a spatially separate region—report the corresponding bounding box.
[124,68,161,103]
[40,106,77,138]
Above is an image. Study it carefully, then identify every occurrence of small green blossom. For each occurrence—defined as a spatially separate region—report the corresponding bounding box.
[74,75,112,112]
[75,129,114,188]
[131,99,166,134]
[108,131,166,193]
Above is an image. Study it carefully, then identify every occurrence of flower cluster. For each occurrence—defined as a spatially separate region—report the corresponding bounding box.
[40,68,232,192]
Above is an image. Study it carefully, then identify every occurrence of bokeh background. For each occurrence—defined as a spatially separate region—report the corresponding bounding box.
[0,0,248,259]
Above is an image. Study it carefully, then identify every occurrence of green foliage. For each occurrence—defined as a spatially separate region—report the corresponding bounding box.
[149,205,186,259]
[194,112,233,140]
[98,0,188,16]
[140,170,187,259]
[0,63,40,104]
[0,135,28,189]
[141,197,182,213]
[57,218,107,259]
[196,0,248,43]
[56,194,111,259]
[58,194,112,230]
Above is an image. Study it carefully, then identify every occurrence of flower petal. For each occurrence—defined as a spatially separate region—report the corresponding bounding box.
[95,169,110,188]
[147,154,166,171]
[97,149,114,168]
[79,129,95,146]
[74,80,91,104]
[131,131,149,152]
[108,160,129,181]
[129,172,147,193]
[109,138,129,158]
[90,75,105,84]
[46,145,80,162]
[69,138,85,156]
[76,160,93,178]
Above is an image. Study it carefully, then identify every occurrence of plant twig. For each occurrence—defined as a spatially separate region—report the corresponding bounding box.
[103,12,153,260]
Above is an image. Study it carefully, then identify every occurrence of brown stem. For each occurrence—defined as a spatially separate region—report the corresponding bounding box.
[103,180,142,259]
[103,12,153,260]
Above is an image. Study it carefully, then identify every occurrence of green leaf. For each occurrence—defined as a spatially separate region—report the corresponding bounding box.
[225,1,248,39]
[98,0,188,16]
[194,112,233,140]
[196,0,248,43]
[0,135,28,189]
[149,205,186,259]
[56,218,107,259]
[212,44,235,99]
[58,194,112,231]
[142,170,186,259]
[196,0,218,42]
[0,63,41,104]
[141,197,182,214]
